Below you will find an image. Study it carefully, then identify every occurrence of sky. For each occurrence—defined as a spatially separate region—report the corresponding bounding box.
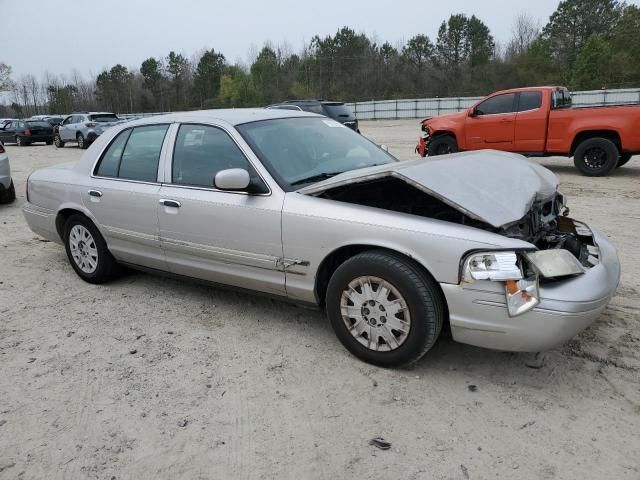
[0,0,618,80]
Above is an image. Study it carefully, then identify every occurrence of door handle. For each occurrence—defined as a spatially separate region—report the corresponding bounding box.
[88,189,102,197]
[159,199,181,208]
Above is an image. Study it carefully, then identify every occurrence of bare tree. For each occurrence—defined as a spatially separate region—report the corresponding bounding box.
[0,63,13,91]
[507,13,540,58]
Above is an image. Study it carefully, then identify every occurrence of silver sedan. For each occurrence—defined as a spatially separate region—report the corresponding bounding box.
[22,109,620,366]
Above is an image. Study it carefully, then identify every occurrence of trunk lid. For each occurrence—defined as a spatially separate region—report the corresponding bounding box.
[298,150,559,228]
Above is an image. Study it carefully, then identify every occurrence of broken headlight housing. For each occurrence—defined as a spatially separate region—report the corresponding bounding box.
[463,251,539,317]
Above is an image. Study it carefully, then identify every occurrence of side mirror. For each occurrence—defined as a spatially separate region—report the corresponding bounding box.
[214,168,250,191]
[380,144,389,152]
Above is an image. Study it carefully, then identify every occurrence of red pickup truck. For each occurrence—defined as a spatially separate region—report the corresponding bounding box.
[416,86,640,176]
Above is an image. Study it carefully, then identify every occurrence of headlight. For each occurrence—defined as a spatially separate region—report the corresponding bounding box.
[464,251,523,281]
[463,251,540,317]
[525,249,585,278]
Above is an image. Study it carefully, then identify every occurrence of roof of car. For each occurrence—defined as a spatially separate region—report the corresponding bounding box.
[124,108,320,127]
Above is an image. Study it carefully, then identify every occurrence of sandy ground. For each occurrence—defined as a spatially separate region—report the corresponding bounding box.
[0,120,639,480]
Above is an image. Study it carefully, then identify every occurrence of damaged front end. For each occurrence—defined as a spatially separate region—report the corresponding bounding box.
[299,152,603,317]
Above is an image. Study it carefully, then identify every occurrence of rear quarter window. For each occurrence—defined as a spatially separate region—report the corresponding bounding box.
[517,92,542,111]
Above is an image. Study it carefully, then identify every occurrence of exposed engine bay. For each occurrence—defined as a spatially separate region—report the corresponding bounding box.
[316,176,599,269]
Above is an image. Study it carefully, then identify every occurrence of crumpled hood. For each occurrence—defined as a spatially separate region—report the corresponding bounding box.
[298,150,559,228]
[423,110,467,125]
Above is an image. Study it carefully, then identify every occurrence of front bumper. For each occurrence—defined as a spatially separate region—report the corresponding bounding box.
[416,131,429,157]
[441,228,620,352]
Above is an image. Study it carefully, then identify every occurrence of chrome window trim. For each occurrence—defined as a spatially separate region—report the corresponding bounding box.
[163,121,273,197]
[90,122,172,185]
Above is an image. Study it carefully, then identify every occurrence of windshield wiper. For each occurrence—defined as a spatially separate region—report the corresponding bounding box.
[290,171,344,187]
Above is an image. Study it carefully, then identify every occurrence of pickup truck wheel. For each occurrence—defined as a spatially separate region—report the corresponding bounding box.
[326,250,444,367]
[617,153,632,168]
[427,135,458,156]
[77,133,87,149]
[573,137,619,176]
[63,215,121,284]
[54,135,65,148]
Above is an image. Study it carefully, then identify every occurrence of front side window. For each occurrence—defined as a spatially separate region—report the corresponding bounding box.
[517,92,542,111]
[475,93,516,115]
[172,124,249,188]
[95,124,168,182]
[62,116,73,125]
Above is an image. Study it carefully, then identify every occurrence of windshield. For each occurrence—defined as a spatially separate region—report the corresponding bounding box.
[26,121,51,127]
[323,103,354,119]
[237,117,396,191]
[89,114,119,122]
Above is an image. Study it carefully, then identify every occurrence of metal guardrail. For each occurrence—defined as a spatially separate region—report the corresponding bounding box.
[344,88,640,120]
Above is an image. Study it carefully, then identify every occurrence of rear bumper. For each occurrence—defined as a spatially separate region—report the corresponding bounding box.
[442,229,620,352]
[23,135,53,142]
[22,202,61,244]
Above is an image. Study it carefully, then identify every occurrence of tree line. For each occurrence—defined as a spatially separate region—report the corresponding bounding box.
[1,0,639,117]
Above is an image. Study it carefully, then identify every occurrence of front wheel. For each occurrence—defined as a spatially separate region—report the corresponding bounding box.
[54,134,65,148]
[326,250,444,367]
[15,136,24,146]
[63,215,121,283]
[573,137,619,176]
[427,135,458,156]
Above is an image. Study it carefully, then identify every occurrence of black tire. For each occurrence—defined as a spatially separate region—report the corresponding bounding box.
[15,136,24,146]
[573,137,619,176]
[0,181,15,204]
[77,133,87,149]
[63,214,121,284]
[617,153,632,168]
[46,140,53,145]
[427,135,458,156]
[54,134,65,148]
[326,250,444,367]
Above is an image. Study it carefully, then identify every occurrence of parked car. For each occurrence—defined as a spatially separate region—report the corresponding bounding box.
[0,119,54,146]
[416,86,640,176]
[0,118,17,128]
[267,100,359,132]
[22,109,620,367]
[54,112,123,149]
[0,141,15,203]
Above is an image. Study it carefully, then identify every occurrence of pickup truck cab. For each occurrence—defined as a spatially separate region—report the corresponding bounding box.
[416,86,640,176]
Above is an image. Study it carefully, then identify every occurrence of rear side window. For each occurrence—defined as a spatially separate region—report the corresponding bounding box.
[475,93,516,115]
[517,92,542,111]
[95,124,169,182]
[299,104,325,115]
[172,124,249,188]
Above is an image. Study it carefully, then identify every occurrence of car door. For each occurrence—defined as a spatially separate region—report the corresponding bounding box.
[513,91,546,152]
[58,116,74,141]
[83,124,171,270]
[0,121,15,142]
[157,122,286,296]
[465,93,517,150]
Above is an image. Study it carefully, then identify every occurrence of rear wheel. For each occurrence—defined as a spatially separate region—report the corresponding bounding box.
[77,133,87,149]
[63,215,121,283]
[573,137,619,176]
[617,153,632,168]
[46,140,53,145]
[0,181,15,204]
[54,134,65,148]
[15,136,24,146]
[326,250,444,367]
[427,135,458,156]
